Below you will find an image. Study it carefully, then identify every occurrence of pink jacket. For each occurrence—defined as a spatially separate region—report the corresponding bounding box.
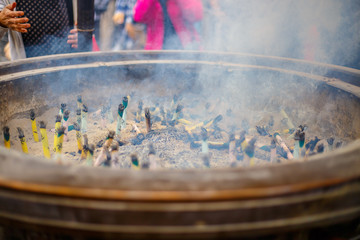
[133,0,203,50]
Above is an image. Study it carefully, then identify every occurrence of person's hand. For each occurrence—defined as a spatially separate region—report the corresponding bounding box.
[67,28,78,48]
[4,42,10,60]
[113,12,125,25]
[125,22,136,40]
[0,3,30,33]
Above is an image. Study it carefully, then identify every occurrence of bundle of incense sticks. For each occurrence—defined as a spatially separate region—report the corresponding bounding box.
[274,132,293,160]
[100,105,107,129]
[86,144,95,166]
[63,110,70,142]
[145,108,151,133]
[130,153,140,170]
[76,108,82,126]
[201,127,209,154]
[135,101,143,123]
[121,96,128,129]
[59,103,66,120]
[81,134,89,160]
[81,104,88,133]
[294,126,306,159]
[270,139,277,163]
[326,137,334,152]
[17,127,28,154]
[95,131,115,166]
[30,109,39,142]
[3,126,10,149]
[228,133,236,165]
[55,126,65,164]
[101,148,111,167]
[116,104,125,135]
[77,95,82,109]
[170,104,183,125]
[53,115,62,152]
[39,121,51,159]
[280,109,295,129]
[148,143,157,170]
[73,123,82,154]
[244,137,256,166]
[110,142,119,166]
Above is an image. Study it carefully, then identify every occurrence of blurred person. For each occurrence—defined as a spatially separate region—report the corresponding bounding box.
[201,0,224,51]
[112,0,145,50]
[133,0,203,50]
[0,0,76,60]
[94,0,111,47]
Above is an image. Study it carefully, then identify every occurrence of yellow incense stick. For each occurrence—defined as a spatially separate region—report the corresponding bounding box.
[86,144,95,166]
[56,127,65,154]
[53,115,62,152]
[17,127,28,154]
[39,121,51,159]
[81,134,88,160]
[3,126,10,149]
[73,123,82,154]
[30,110,39,142]
[55,127,65,164]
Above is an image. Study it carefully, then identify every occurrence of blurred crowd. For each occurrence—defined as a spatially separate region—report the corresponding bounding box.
[0,0,359,68]
[0,0,216,61]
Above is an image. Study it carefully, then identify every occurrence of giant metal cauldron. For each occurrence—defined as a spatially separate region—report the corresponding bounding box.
[0,51,359,239]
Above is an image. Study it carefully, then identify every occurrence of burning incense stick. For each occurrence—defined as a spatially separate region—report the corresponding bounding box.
[202,154,211,168]
[280,109,295,129]
[238,131,247,152]
[76,108,82,126]
[317,143,324,153]
[39,121,51,159]
[86,144,95,166]
[95,131,115,166]
[110,142,119,166]
[326,137,334,152]
[77,95,83,110]
[145,108,151,133]
[148,143,158,170]
[59,103,66,121]
[270,139,276,163]
[30,109,39,142]
[135,101,143,123]
[101,148,112,167]
[299,127,305,157]
[201,128,209,154]
[171,104,183,125]
[228,133,236,165]
[55,126,65,163]
[160,106,167,125]
[274,132,293,160]
[244,137,256,166]
[130,153,140,170]
[81,104,88,133]
[73,123,82,154]
[121,96,128,129]
[81,134,89,160]
[100,106,107,129]
[53,115,62,152]
[293,129,301,159]
[63,110,70,142]
[3,126,10,149]
[17,127,28,154]
[116,104,125,135]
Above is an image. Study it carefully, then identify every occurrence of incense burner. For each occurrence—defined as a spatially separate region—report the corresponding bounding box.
[0,51,359,239]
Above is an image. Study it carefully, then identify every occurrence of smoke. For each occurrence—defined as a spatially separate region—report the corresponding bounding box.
[202,0,360,68]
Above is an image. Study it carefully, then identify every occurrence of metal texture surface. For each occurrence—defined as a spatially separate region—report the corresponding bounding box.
[0,51,359,239]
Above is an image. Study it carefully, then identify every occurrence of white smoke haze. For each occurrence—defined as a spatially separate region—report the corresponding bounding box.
[203,0,360,68]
